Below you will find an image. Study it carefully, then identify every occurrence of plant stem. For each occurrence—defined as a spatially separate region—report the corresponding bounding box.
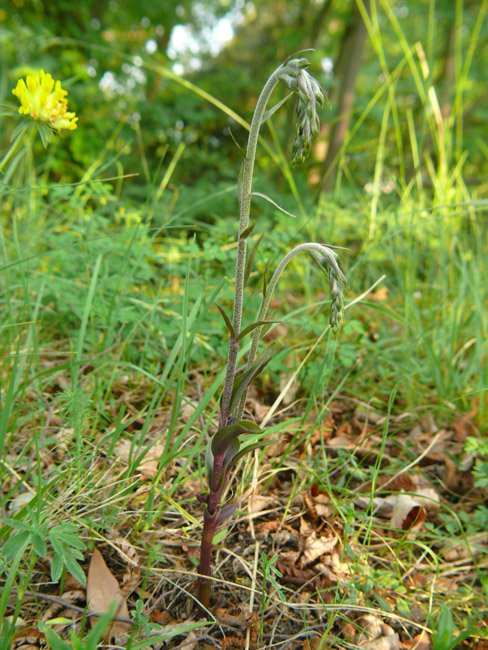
[220,63,297,427]
[0,125,30,174]
[197,508,218,610]
[236,242,338,420]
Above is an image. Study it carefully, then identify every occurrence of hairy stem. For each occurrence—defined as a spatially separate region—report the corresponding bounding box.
[236,243,340,420]
[219,63,299,427]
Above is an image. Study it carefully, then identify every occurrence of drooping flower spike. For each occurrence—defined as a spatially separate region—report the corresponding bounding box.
[278,58,326,166]
[12,70,78,132]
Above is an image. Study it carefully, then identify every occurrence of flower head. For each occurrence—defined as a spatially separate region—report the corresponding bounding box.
[279,58,326,166]
[12,70,77,132]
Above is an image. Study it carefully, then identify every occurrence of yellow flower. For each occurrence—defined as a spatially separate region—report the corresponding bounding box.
[12,69,78,131]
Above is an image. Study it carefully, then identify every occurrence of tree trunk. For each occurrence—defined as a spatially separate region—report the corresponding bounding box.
[321,0,370,192]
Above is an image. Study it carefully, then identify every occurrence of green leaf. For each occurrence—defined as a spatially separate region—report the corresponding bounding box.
[216,304,235,338]
[433,605,454,650]
[51,552,64,583]
[371,593,393,613]
[84,602,120,647]
[227,438,276,468]
[228,126,246,159]
[2,530,30,559]
[262,92,294,123]
[31,532,47,558]
[251,192,298,219]
[64,554,86,586]
[2,517,35,532]
[212,421,262,457]
[237,320,281,342]
[244,233,264,286]
[240,220,256,240]
[205,440,214,485]
[9,122,29,143]
[229,349,274,415]
[212,528,229,544]
[49,532,64,556]
[43,627,73,650]
[56,532,86,551]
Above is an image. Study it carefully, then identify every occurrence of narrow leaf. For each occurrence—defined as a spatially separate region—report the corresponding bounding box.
[205,441,214,485]
[228,126,246,159]
[244,233,264,286]
[229,349,274,415]
[222,436,240,468]
[228,439,278,468]
[240,220,256,240]
[262,92,294,123]
[215,504,238,527]
[51,552,64,582]
[251,192,298,219]
[283,48,314,65]
[216,304,235,338]
[65,554,87,587]
[237,320,281,342]
[262,259,270,298]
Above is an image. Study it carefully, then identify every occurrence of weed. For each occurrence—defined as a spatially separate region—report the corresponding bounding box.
[196,55,348,610]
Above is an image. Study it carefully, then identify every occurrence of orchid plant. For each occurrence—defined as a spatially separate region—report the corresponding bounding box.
[196,55,347,610]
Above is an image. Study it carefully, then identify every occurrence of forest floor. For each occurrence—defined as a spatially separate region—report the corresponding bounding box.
[5,352,487,650]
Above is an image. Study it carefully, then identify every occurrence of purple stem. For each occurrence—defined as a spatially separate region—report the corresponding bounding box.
[197,465,227,610]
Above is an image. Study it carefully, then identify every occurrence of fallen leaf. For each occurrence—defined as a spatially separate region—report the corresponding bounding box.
[109,536,140,597]
[115,439,165,478]
[301,531,339,567]
[400,631,432,650]
[356,615,399,649]
[248,495,275,516]
[390,495,425,531]
[86,547,130,643]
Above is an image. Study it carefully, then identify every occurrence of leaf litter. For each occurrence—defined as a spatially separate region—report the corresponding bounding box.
[4,372,487,649]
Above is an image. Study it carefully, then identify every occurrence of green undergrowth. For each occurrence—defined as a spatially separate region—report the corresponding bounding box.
[1,4,488,646]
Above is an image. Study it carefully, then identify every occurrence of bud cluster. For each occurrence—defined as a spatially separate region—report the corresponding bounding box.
[279,58,326,165]
[329,269,346,333]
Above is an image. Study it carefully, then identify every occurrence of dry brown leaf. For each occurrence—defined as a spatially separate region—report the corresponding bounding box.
[86,547,130,643]
[356,614,384,642]
[180,630,198,650]
[301,531,339,567]
[315,552,352,586]
[248,495,275,516]
[215,605,252,626]
[110,536,141,596]
[360,637,399,650]
[115,439,164,478]
[390,495,426,531]
[356,615,399,649]
[400,631,432,649]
